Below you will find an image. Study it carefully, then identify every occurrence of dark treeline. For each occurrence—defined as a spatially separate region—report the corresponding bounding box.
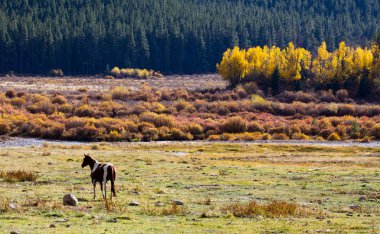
[0,0,380,75]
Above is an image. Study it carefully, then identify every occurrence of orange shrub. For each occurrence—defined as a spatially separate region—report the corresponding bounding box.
[220,116,247,133]
[327,132,341,141]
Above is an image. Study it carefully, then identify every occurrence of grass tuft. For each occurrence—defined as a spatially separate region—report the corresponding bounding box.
[0,170,38,182]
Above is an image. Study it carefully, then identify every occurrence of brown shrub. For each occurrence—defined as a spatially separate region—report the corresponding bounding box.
[142,127,159,141]
[28,101,56,115]
[111,86,129,101]
[337,104,355,116]
[327,132,341,141]
[247,121,264,133]
[154,114,175,128]
[52,95,67,105]
[175,100,195,112]
[336,89,349,102]
[320,90,338,103]
[140,112,159,124]
[0,122,11,135]
[0,170,38,182]
[277,91,317,103]
[261,133,272,140]
[220,116,247,133]
[187,123,204,138]
[242,82,258,94]
[74,105,96,117]
[168,128,193,140]
[10,97,26,107]
[371,124,380,140]
[222,200,305,218]
[49,68,64,77]
[58,103,73,113]
[272,133,289,140]
[5,90,16,99]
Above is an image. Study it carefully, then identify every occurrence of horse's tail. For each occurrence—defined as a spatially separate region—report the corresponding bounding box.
[111,166,116,197]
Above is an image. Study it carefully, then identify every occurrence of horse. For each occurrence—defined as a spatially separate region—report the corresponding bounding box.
[81,154,117,200]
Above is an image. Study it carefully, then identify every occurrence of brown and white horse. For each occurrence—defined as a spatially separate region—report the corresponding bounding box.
[81,154,116,200]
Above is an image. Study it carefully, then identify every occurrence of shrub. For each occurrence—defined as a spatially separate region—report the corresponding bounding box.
[111,67,121,77]
[187,123,204,138]
[10,97,26,107]
[0,122,11,135]
[150,102,166,113]
[0,170,38,182]
[175,100,195,112]
[52,95,67,105]
[327,132,341,141]
[78,87,88,93]
[111,86,129,101]
[272,133,289,140]
[154,114,175,128]
[74,105,96,117]
[49,68,64,77]
[105,130,125,142]
[242,82,258,94]
[58,103,73,113]
[247,121,264,133]
[291,133,310,140]
[28,101,56,115]
[169,128,193,140]
[336,89,349,102]
[140,112,159,124]
[261,133,272,140]
[142,127,159,141]
[5,90,16,99]
[104,75,115,80]
[208,135,220,141]
[220,116,247,133]
[222,200,304,218]
[371,124,380,140]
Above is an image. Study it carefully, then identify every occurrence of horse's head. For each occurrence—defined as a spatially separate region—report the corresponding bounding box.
[81,154,93,168]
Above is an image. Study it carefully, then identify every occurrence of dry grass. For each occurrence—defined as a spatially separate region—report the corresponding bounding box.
[222,200,310,218]
[0,170,38,182]
[143,203,187,216]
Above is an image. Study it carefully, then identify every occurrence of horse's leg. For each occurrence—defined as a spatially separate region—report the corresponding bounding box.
[93,180,96,199]
[100,182,104,199]
[111,167,116,197]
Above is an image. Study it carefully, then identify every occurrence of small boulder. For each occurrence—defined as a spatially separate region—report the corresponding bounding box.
[10,231,20,234]
[155,201,163,207]
[49,224,56,228]
[173,200,184,206]
[358,196,366,202]
[107,218,118,223]
[9,203,20,210]
[348,204,361,211]
[63,194,78,206]
[129,201,140,207]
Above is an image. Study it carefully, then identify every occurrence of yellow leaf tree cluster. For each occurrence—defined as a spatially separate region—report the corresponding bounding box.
[218,42,380,94]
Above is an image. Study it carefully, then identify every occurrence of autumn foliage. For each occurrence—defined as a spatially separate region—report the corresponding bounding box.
[218,42,380,97]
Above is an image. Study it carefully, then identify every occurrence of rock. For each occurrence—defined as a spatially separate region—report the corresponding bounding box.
[79,187,85,191]
[107,218,118,223]
[155,201,163,207]
[49,224,56,228]
[48,162,53,165]
[348,204,361,211]
[173,200,184,206]
[10,231,20,234]
[129,201,140,207]
[9,203,20,210]
[63,194,78,206]
[358,196,366,202]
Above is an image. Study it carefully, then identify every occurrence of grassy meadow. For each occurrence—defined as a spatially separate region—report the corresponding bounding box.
[0,142,379,233]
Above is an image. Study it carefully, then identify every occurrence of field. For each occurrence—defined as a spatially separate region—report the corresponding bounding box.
[0,142,379,233]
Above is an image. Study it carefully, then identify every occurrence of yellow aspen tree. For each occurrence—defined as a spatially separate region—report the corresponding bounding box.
[280,42,311,81]
[312,42,333,84]
[217,47,249,87]
[331,41,354,84]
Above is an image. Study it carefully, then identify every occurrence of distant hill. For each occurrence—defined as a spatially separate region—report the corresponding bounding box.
[0,0,379,75]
